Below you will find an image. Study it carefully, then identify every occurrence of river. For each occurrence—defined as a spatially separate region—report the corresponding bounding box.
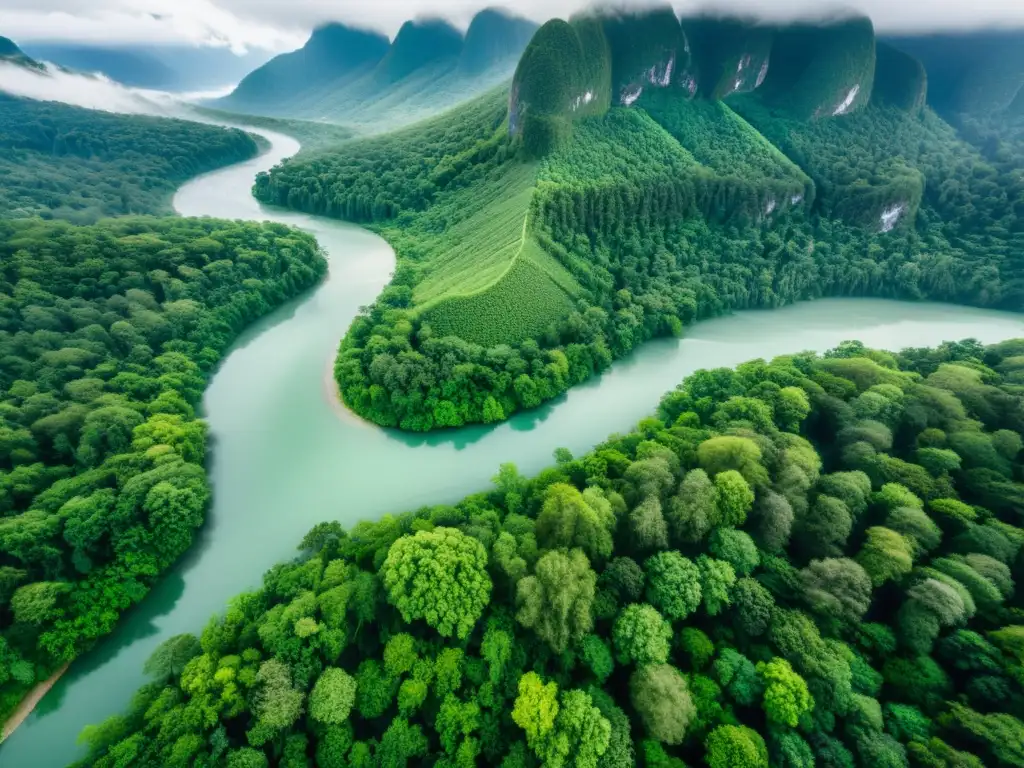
[2,130,1023,767]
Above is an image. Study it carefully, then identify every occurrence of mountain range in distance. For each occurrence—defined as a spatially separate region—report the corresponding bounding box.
[213,8,538,129]
[14,42,272,92]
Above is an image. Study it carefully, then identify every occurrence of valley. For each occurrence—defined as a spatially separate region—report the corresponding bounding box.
[1,4,1024,767]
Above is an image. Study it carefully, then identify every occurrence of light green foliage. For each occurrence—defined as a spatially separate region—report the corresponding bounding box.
[714,471,755,527]
[536,483,616,561]
[857,527,915,586]
[630,663,696,744]
[697,555,737,616]
[644,551,701,620]
[517,548,596,652]
[310,668,357,725]
[381,527,492,639]
[709,528,759,576]
[383,633,418,678]
[758,658,814,727]
[74,341,1024,768]
[668,469,718,543]
[705,725,769,768]
[612,604,671,665]
[698,436,767,487]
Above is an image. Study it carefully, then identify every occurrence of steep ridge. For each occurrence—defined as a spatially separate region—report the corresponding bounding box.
[216,9,534,131]
[376,18,463,83]
[222,24,390,111]
[871,42,927,111]
[680,16,773,100]
[460,8,537,74]
[756,16,876,119]
[0,35,42,69]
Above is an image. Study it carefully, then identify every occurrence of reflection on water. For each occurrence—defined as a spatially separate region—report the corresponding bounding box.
[2,131,1022,768]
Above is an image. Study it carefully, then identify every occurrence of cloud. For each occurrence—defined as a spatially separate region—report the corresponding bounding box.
[2,0,1024,53]
[0,59,205,115]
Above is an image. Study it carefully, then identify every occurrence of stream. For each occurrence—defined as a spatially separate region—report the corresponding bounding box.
[2,129,1023,767]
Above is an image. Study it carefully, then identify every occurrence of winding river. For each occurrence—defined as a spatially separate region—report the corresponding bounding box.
[3,130,1024,767]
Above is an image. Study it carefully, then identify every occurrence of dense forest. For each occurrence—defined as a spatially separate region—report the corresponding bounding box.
[75,338,1024,768]
[0,95,263,223]
[254,72,1024,432]
[0,217,327,720]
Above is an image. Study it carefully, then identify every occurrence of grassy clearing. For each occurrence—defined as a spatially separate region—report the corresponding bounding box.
[413,162,540,305]
[423,237,578,346]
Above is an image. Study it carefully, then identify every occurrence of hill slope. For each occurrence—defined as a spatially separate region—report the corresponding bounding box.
[253,10,1024,431]
[0,94,262,222]
[222,24,390,112]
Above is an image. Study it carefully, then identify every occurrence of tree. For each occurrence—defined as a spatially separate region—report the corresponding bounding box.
[713,649,762,707]
[697,436,768,487]
[697,555,736,616]
[601,557,645,603]
[886,507,942,556]
[613,604,671,665]
[629,496,669,551]
[732,577,775,637]
[751,489,794,552]
[381,527,491,639]
[630,664,696,744]
[758,658,814,727]
[857,527,915,586]
[378,717,428,767]
[710,528,759,576]
[253,659,304,732]
[517,548,596,652]
[143,633,201,683]
[536,484,616,561]
[705,725,769,768]
[714,470,755,527]
[800,558,874,624]
[310,668,357,725]
[512,672,559,753]
[793,495,852,558]
[644,551,701,621]
[667,469,718,543]
[556,689,612,768]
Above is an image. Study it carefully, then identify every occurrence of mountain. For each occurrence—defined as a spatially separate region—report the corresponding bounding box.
[17,42,272,90]
[377,18,463,83]
[680,16,773,100]
[0,35,42,69]
[884,30,1024,115]
[215,8,535,130]
[871,41,927,111]
[460,8,537,74]
[222,24,389,111]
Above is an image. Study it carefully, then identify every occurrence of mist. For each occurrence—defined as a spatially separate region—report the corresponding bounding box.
[0,59,220,117]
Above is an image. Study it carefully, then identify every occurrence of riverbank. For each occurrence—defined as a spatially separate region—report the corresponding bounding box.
[1,664,69,743]
[323,353,378,430]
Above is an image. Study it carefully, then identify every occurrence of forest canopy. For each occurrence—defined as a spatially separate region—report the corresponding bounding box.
[0,217,326,721]
[75,338,1024,768]
[0,94,262,223]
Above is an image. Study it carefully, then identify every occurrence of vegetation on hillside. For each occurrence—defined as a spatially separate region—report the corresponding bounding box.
[0,217,326,721]
[0,95,261,223]
[74,339,1024,768]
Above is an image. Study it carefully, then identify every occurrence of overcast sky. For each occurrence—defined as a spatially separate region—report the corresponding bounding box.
[3,0,1024,53]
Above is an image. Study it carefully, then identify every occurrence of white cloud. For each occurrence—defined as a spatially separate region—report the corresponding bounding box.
[2,0,1024,53]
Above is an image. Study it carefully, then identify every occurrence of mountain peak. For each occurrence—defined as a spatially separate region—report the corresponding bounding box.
[460,8,537,74]
[223,23,389,109]
[378,18,464,82]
